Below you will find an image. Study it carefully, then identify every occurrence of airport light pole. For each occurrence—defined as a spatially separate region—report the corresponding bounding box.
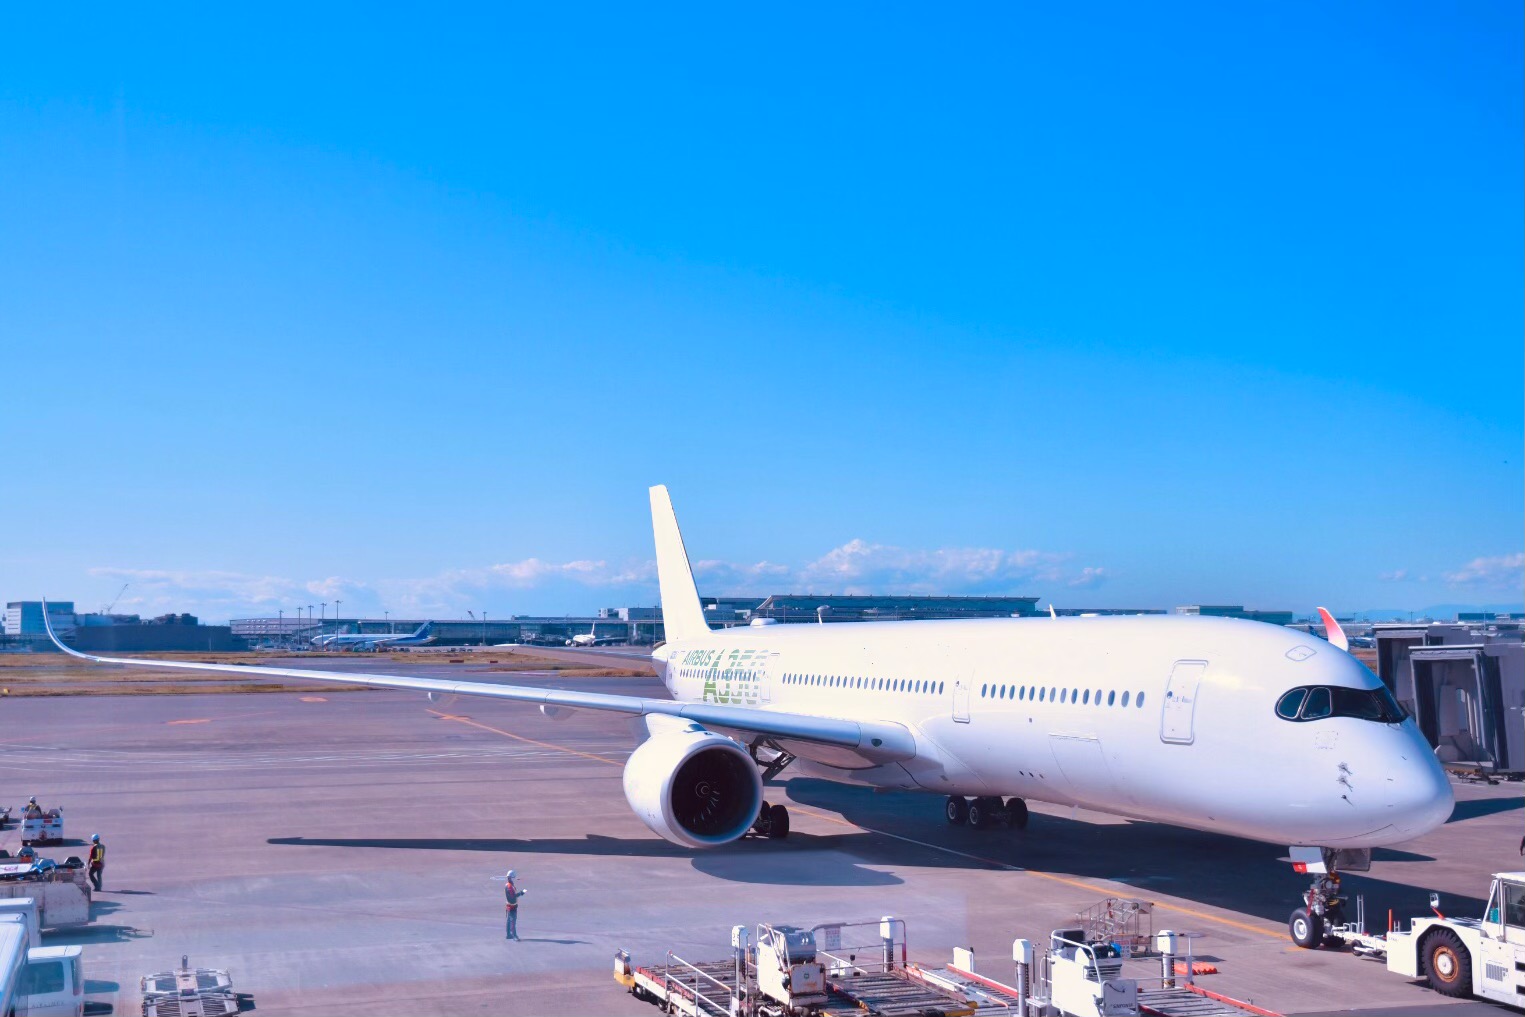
[278,609,283,648]
[335,599,342,630]
[482,609,487,646]
[384,609,390,634]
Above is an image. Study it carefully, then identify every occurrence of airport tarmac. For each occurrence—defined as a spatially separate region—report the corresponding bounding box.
[2,658,1521,1016]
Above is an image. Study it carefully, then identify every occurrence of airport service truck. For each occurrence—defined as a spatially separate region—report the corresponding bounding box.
[1384,872,1525,1005]
[0,915,85,1017]
[1321,871,1525,1007]
[20,809,63,848]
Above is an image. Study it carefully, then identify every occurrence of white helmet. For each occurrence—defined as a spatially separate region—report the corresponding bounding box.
[91,834,100,843]
[505,869,516,880]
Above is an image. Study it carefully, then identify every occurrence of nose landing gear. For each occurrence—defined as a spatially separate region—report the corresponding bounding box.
[1290,873,1346,948]
[1287,846,1365,948]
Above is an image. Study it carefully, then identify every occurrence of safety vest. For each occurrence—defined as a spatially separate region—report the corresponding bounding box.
[89,844,104,866]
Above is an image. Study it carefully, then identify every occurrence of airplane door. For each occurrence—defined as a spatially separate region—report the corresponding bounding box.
[1160,660,1207,745]
[952,679,971,723]
[760,652,779,704]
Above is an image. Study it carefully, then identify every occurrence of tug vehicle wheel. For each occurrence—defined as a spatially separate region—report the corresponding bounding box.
[1423,929,1473,998]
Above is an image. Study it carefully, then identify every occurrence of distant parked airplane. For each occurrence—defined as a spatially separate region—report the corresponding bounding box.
[567,625,619,647]
[311,622,434,651]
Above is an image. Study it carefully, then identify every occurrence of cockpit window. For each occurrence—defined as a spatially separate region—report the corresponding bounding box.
[1275,684,1405,724]
[1276,688,1307,720]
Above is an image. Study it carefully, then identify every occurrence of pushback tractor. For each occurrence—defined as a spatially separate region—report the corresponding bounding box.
[1307,870,1525,1007]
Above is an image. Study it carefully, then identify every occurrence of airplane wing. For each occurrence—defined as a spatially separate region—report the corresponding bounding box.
[41,602,915,765]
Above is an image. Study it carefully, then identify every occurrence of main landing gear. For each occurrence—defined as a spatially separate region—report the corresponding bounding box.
[945,795,1028,830]
[750,802,791,840]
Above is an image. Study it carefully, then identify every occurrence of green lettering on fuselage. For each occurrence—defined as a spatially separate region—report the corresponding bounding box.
[686,646,766,707]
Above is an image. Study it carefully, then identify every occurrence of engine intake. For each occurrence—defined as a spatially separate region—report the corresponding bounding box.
[623,725,763,848]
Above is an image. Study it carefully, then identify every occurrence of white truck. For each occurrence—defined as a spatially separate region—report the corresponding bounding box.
[1383,872,1525,1005]
[1319,871,1525,1006]
[20,809,63,848]
[0,900,40,948]
[0,915,85,1017]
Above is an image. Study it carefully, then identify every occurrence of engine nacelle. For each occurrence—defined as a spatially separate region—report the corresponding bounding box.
[623,724,763,848]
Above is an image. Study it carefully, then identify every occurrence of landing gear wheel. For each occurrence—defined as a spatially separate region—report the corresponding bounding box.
[1005,798,1029,830]
[945,796,968,825]
[968,797,1001,830]
[766,803,790,840]
[1423,929,1473,998]
[1289,907,1323,949]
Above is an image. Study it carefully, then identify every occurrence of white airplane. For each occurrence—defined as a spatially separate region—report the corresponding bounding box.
[42,486,1453,946]
[567,626,619,647]
[311,622,434,650]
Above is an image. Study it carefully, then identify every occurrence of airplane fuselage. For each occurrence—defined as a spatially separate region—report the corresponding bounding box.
[654,614,1451,850]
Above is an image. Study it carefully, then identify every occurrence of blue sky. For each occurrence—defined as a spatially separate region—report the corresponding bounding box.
[2,2,1520,622]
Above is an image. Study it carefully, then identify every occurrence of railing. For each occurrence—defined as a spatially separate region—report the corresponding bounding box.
[662,951,735,1017]
[810,917,908,975]
[1076,897,1154,956]
[1050,934,1118,985]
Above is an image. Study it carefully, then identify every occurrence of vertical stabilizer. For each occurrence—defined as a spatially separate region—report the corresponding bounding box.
[649,486,709,643]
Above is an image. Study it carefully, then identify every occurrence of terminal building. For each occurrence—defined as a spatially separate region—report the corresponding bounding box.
[2,600,246,652]
[231,595,1050,648]
[1174,604,1295,626]
[752,595,1041,624]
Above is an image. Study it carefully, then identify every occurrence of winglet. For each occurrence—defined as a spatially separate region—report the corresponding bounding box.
[1049,604,1058,619]
[1316,606,1349,652]
[649,486,709,643]
[41,598,95,662]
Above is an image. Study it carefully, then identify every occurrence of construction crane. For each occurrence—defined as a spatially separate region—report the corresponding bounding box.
[102,583,129,615]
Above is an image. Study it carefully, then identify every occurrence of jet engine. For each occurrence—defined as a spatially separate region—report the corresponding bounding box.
[623,724,763,848]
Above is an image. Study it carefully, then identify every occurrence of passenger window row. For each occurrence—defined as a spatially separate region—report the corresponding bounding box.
[783,674,946,696]
[980,683,1146,709]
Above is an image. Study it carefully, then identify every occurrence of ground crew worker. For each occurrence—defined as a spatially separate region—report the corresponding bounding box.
[87,834,105,891]
[504,869,526,940]
[23,797,41,818]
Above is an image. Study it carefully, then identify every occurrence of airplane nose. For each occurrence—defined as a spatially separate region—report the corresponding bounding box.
[1386,745,1454,839]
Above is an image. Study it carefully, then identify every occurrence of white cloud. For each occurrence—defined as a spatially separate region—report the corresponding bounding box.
[1444,553,1525,588]
[693,559,791,588]
[1068,567,1109,589]
[87,567,374,618]
[1378,569,1409,583]
[89,539,1106,619]
[790,539,1096,596]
